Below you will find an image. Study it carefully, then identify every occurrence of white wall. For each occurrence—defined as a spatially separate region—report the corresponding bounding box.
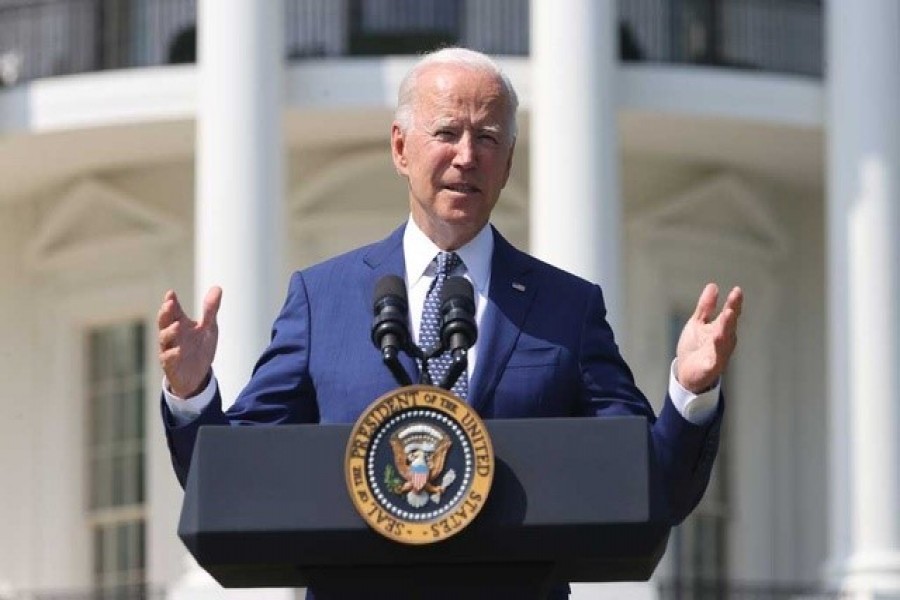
[780,183,828,582]
[0,202,38,592]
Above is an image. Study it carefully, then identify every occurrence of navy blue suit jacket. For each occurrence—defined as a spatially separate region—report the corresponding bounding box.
[162,224,723,598]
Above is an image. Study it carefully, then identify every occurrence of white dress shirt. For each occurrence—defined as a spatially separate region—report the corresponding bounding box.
[403,215,492,381]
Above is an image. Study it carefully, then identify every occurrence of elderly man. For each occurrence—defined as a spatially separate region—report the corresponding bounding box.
[159,47,742,599]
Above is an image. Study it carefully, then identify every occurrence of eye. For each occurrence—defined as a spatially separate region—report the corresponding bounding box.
[435,129,457,141]
[478,132,500,145]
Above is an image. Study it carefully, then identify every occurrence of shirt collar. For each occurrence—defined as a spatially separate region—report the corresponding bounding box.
[403,216,493,294]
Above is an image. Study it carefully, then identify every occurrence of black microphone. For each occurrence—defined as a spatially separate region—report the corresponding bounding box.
[438,276,477,390]
[371,275,412,386]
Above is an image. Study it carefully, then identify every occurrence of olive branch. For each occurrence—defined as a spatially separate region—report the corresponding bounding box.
[383,464,404,494]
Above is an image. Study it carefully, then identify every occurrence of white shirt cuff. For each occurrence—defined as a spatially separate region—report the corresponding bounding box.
[162,371,218,426]
[668,360,720,425]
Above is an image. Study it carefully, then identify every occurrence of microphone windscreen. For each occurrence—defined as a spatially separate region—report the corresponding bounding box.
[440,276,474,305]
[439,276,477,351]
[374,275,407,308]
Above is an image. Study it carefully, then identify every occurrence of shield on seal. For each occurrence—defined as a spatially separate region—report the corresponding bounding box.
[410,462,428,491]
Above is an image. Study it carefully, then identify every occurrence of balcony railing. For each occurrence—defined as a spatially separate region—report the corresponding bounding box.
[619,0,823,77]
[0,0,822,82]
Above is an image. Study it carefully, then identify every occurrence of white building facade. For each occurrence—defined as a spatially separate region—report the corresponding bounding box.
[0,0,896,598]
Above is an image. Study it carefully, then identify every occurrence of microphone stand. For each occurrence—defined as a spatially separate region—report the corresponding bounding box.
[380,346,413,387]
[379,335,469,391]
[378,340,446,389]
[379,343,439,387]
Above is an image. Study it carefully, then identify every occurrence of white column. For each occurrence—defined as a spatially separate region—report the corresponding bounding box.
[531,4,635,597]
[195,0,285,406]
[827,1,900,596]
[529,0,622,329]
[173,2,292,599]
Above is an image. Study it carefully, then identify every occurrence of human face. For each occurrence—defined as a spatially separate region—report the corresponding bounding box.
[391,64,516,250]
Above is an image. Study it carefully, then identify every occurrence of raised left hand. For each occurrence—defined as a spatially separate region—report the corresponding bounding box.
[676,283,744,394]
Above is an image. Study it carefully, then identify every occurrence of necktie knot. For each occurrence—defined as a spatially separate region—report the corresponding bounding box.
[435,251,461,278]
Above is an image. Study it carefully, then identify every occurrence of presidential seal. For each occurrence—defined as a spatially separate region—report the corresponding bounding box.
[345,385,494,545]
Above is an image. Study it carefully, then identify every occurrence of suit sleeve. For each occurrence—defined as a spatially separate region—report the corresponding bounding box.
[577,284,723,525]
[161,271,319,487]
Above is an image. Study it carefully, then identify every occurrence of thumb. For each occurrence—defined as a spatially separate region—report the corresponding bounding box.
[200,286,222,328]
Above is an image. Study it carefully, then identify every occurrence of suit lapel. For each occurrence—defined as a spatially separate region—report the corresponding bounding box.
[362,224,421,383]
[468,228,537,412]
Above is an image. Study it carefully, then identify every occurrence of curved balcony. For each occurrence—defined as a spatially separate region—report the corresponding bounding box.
[0,0,821,87]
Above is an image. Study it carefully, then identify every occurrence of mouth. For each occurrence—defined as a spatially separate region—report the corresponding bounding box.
[443,182,481,195]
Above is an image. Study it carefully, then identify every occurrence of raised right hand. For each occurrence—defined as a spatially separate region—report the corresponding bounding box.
[157,286,222,398]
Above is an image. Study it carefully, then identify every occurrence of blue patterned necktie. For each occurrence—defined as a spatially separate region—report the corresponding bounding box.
[420,251,468,399]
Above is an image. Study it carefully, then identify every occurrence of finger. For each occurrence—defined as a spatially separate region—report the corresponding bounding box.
[167,289,188,319]
[157,290,186,330]
[158,321,182,351]
[159,346,181,368]
[711,309,739,363]
[693,283,719,323]
[714,287,744,330]
[159,347,186,383]
[724,286,744,318]
[719,308,738,340]
[200,286,222,328]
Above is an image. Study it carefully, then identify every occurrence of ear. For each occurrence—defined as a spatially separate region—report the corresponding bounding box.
[390,123,409,176]
[500,139,516,188]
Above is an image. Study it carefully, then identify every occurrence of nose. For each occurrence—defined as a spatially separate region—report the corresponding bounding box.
[452,132,476,170]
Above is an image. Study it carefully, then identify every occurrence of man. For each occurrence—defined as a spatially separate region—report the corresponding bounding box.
[159,47,742,598]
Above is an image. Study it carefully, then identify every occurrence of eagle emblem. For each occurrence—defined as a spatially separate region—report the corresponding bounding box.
[386,422,457,508]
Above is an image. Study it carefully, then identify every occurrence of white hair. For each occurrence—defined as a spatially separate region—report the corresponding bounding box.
[395,47,519,143]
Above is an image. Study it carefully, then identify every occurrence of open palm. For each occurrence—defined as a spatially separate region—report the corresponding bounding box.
[676,284,743,394]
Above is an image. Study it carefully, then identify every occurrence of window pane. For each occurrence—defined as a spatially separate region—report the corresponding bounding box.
[117,523,129,573]
[137,521,145,573]
[93,528,104,577]
[132,387,145,440]
[136,450,145,504]
[91,455,109,509]
[112,455,125,506]
[87,321,146,593]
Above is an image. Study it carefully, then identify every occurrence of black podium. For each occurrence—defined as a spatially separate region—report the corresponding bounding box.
[179,416,671,599]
